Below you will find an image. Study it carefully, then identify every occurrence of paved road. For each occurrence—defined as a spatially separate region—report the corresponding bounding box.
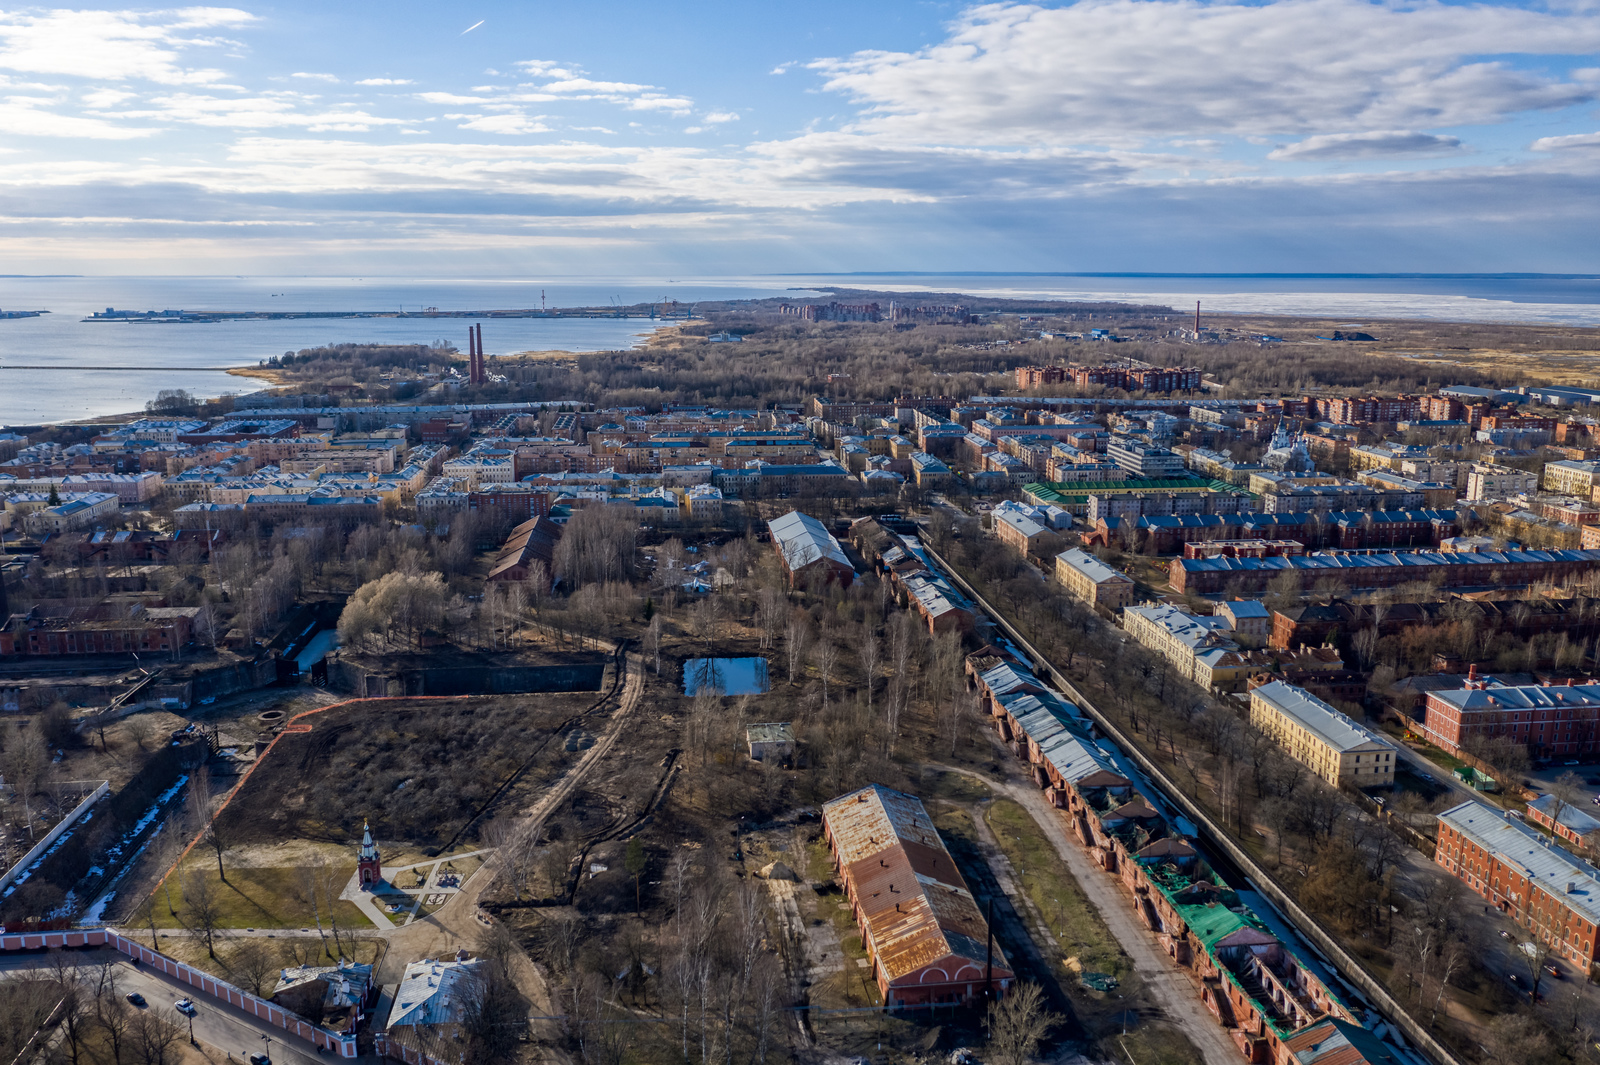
[0,950,382,1064]
[1391,741,1482,806]
[932,762,1242,1065]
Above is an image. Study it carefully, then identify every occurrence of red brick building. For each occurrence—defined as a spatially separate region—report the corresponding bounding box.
[0,604,197,658]
[1437,801,1600,975]
[821,784,1013,1008]
[1419,680,1600,760]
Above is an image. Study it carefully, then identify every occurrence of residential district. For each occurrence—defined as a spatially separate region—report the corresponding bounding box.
[6,317,1600,1065]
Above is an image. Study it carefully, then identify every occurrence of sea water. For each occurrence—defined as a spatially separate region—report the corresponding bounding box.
[0,276,818,424]
[4,273,1599,424]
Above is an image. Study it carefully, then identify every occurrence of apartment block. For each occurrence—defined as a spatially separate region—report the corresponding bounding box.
[1055,548,1136,610]
[1248,681,1395,786]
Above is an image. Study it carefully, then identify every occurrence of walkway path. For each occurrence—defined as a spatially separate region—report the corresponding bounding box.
[934,762,1243,1065]
[379,648,644,995]
[340,849,493,931]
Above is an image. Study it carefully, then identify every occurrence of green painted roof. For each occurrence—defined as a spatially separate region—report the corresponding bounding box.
[1173,899,1256,951]
[1023,478,1242,505]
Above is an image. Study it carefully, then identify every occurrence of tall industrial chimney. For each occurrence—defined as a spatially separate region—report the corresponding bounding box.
[1195,300,1201,336]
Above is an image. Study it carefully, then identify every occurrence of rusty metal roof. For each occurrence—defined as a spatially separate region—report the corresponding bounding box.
[822,784,1011,985]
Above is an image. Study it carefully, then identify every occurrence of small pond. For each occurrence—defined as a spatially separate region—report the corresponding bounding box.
[683,657,771,696]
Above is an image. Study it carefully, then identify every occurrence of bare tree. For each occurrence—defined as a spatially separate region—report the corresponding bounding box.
[1514,932,1557,1005]
[47,950,90,1065]
[200,816,231,884]
[813,638,841,708]
[856,624,881,710]
[296,855,330,953]
[646,613,663,675]
[1481,1013,1550,1065]
[485,819,539,902]
[783,614,809,686]
[132,890,162,949]
[129,1007,184,1065]
[227,940,280,997]
[92,968,132,1065]
[179,868,223,959]
[756,585,785,651]
[986,982,1060,1065]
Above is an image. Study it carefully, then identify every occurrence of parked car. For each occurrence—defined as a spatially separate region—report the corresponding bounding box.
[1500,930,1513,939]
[249,1055,271,1065]
[1545,963,1563,979]
[175,999,195,1015]
[125,993,146,1008]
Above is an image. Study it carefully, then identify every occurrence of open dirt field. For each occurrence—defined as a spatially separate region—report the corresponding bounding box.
[216,690,615,853]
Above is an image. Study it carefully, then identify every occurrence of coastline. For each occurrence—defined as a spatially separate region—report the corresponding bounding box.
[225,365,288,385]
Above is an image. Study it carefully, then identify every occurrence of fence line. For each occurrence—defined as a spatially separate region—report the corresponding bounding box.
[0,927,359,1058]
[922,542,1468,1065]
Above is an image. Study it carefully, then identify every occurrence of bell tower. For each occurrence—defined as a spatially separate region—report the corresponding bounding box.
[356,819,382,889]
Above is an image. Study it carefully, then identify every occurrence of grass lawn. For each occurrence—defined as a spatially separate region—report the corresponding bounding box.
[983,799,1132,988]
[151,857,366,932]
[982,799,1206,1065]
[142,930,386,989]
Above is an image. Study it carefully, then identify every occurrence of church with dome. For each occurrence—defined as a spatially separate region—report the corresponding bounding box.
[1262,420,1316,474]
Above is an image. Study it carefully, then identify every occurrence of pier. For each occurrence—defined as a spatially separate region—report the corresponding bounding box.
[82,307,697,323]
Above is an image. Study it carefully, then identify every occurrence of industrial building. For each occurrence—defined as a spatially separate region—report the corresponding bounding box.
[821,784,1013,1009]
[768,510,855,588]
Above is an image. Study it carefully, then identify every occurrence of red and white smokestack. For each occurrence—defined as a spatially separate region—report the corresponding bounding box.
[1194,300,1200,335]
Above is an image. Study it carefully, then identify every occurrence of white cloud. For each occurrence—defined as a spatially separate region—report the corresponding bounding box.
[684,126,703,134]
[291,72,339,83]
[81,88,138,108]
[625,94,693,114]
[770,62,795,75]
[0,8,254,85]
[356,78,412,86]
[0,98,158,138]
[516,61,575,78]
[1269,130,1466,161]
[703,111,739,124]
[417,91,489,105]
[455,112,551,134]
[114,92,409,131]
[1531,131,1600,150]
[812,0,1600,144]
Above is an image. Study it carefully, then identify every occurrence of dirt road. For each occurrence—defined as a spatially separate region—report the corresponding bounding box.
[379,650,645,1006]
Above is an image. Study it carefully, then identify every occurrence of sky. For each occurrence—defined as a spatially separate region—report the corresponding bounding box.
[0,0,1598,275]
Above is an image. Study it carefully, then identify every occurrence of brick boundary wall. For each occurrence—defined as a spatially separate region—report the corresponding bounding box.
[151,695,475,895]
[0,781,110,895]
[922,541,1468,1065]
[0,927,357,1057]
